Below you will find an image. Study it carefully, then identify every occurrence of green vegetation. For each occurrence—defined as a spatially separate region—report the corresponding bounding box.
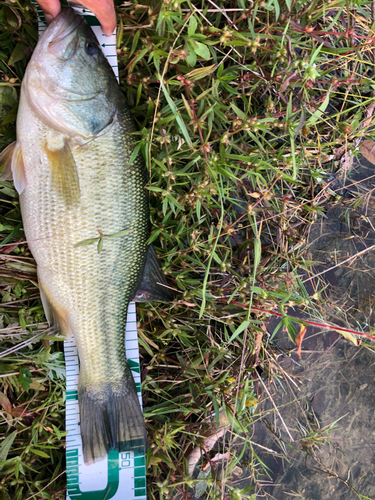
[0,0,375,498]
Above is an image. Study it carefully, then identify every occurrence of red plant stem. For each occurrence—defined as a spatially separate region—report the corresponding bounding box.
[229,301,375,340]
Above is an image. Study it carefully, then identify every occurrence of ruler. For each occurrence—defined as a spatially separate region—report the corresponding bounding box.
[33,4,147,499]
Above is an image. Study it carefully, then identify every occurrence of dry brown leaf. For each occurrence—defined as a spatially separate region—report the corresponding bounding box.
[0,391,11,414]
[10,406,33,419]
[296,324,307,360]
[211,451,230,463]
[186,409,230,475]
[279,71,298,94]
[360,139,375,165]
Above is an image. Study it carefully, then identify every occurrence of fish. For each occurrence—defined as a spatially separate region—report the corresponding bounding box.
[0,8,172,464]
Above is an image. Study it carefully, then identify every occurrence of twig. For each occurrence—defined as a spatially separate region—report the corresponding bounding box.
[230,301,375,340]
[256,372,294,441]
[303,244,375,284]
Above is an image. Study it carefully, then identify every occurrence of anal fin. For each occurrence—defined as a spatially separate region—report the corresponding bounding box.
[132,245,173,302]
[38,270,72,339]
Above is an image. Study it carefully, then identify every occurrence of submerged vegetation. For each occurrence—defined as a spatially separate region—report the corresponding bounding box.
[0,0,375,498]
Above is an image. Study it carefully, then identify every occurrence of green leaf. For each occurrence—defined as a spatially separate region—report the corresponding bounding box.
[52,424,62,440]
[185,64,216,81]
[181,93,194,120]
[8,42,26,66]
[272,0,280,20]
[166,194,184,211]
[146,230,161,245]
[18,309,26,330]
[97,237,104,253]
[211,392,221,427]
[30,448,50,458]
[193,42,210,60]
[107,229,131,238]
[228,320,250,343]
[310,42,324,66]
[188,16,197,37]
[158,76,193,147]
[185,42,197,67]
[253,237,261,273]
[231,103,246,120]
[130,29,140,56]
[128,48,148,71]
[19,366,32,391]
[129,141,142,164]
[282,316,297,343]
[0,432,16,469]
[136,82,142,106]
[74,237,99,247]
[306,91,331,125]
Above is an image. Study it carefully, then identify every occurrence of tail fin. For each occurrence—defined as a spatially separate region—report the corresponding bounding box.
[78,362,147,464]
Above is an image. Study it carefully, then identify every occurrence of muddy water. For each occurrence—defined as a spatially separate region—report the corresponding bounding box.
[253,328,375,499]
[252,153,375,499]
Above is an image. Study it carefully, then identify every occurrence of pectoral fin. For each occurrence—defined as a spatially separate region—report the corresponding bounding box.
[132,245,173,302]
[44,138,80,206]
[0,141,27,194]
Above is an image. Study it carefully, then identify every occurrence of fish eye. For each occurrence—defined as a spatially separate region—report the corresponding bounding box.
[85,42,99,57]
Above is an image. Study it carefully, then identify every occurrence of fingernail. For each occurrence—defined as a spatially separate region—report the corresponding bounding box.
[45,14,53,24]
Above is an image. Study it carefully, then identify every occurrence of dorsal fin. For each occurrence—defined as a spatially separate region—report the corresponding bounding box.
[132,245,173,302]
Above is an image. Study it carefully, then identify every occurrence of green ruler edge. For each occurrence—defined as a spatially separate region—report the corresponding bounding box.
[33,3,146,499]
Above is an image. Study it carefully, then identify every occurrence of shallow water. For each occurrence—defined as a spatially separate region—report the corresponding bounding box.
[253,328,375,499]
[250,152,375,499]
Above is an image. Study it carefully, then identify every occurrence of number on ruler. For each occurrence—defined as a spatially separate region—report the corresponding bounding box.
[120,452,131,468]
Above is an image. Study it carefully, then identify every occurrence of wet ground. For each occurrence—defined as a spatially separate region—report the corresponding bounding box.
[253,326,375,499]
[250,152,375,499]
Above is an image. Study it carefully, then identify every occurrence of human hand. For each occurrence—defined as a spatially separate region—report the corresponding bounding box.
[36,0,116,36]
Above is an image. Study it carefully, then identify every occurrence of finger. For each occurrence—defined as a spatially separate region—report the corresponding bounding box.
[36,0,61,23]
[76,0,116,36]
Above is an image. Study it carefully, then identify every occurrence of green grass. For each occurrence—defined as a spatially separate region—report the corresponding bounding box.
[1,0,375,498]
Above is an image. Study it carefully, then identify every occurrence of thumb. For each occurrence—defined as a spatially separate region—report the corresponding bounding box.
[35,0,61,24]
[76,0,116,36]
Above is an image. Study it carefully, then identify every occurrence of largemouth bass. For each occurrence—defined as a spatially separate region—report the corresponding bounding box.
[0,8,171,464]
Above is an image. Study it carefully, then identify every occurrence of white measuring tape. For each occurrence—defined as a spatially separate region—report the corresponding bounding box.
[33,3,147,499]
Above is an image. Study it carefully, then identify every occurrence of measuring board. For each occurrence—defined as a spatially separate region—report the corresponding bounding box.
[33,3,147,499]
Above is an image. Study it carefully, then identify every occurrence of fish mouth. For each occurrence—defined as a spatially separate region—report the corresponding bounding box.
[47,8,83,60]
[43,8,83,44]
[33,8,83,61]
